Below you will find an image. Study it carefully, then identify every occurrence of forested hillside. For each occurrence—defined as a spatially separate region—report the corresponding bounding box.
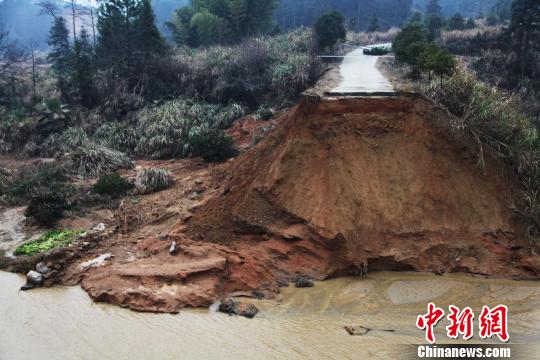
[412,0,509,17]
[275,0,413,31]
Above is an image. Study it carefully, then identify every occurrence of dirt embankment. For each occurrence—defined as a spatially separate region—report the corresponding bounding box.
[70,95,540,312]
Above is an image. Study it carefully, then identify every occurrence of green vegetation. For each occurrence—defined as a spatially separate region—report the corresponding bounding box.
[92,173,134,197]
[135,168,171,195]
[166,0,277,47]
[425,68,540,246]
[25,191,68,226]
[14,230,83,256]
[393,22,456,81]
[190,128,238,163]
[314,11,346,51]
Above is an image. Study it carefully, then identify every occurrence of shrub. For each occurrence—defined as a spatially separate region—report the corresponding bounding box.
[392,22,427,67]
[135,168,171,195]
[92,173,134,197]
[25,190,68,226]
[135,98,245,159]
[93,122,137,154]
[255,105,273,120]
[190,128,238,163]
[314,11,346,51]
[43,127,90,156]
[14,230,83,256]
[68,143,133,178]
[8,162,66,200]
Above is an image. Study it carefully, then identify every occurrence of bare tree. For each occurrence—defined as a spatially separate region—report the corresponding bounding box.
[37,0,60,20]
[80,0,98,46]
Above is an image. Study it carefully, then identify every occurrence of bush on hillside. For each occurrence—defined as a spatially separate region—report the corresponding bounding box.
[43,127,90,156]
[92,173,134,197]
[67,143,133,178]
[25,190,68,226]
[8,162,66,200]
[190,129,238,163]
[93,122,138,154]
[134,168,171,195]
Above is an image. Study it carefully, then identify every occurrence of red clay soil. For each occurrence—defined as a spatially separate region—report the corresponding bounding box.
[79,94,540,313]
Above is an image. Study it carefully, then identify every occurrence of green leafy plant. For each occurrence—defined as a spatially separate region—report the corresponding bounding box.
[363,46,391,56]
[14,230,83,256]
[92,173,134,197]
[190,128,238,163]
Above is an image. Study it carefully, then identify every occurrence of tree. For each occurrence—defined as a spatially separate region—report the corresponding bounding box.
[510,0,540,82]
[134,0,167,56]
[314,11,346,51]
[426,0,442,17]
[96,0,166,79]
[71,28,95,106]
[465,18,476,29]
[447,13,465,31]
[392,22,427,66]
[409,11,423,24]
[486,12,499,26]
[48,16,71,100]
[418,43,456,85]
[0,25,27,106]
[167,0,277,47]
[367,15,380,32]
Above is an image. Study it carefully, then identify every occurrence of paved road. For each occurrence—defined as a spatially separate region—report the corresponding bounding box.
[329,44,394,94]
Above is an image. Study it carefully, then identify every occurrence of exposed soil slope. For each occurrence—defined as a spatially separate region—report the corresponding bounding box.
[79,94,539,313]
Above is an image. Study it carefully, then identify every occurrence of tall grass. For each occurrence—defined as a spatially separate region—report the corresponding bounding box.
[425,66,540,246]
[347,28,399,46]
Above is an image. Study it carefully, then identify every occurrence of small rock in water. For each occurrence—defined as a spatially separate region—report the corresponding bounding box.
[295,276,314,288]
[26,270,44,286]
[36,262,52,275]
[344,326,370,336]
[20,283,34,291]
[169,241,178,255]
[218,298,259,319]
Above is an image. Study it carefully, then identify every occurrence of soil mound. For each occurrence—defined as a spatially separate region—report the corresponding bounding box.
[189,94,538,278]
[80,95,539,313]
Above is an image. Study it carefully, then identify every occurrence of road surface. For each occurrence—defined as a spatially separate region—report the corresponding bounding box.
[329,44,394,95]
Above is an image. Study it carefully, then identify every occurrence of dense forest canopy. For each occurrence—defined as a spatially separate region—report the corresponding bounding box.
[275,0,413,31]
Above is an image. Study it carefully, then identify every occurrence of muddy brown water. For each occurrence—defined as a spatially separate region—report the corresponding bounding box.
[1,271,539,360]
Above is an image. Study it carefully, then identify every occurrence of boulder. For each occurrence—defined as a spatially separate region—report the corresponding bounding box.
[36,262,52,275]
[218,298,259,319]
[26,270,44,286]
[295,276,314,288]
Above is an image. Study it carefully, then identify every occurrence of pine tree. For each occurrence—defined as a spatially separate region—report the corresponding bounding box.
[367,15,380,32]
[510,0,540,81]
[448,13,465,30]
[48,16,71,101]
[134,0,166,56]
[426,0,442,16]
[71,27,95,106]
[228,0,248,40]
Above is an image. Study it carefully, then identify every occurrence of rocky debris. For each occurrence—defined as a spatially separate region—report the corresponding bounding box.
[169,241,177,255]
[295,276,314,288]
[21,270,44,291]
[194,179,203,185]
[36,262,51,275]
[80,253,113,270]
[344,326,395,336]
[91,223,106,232]
[218,298,259,319]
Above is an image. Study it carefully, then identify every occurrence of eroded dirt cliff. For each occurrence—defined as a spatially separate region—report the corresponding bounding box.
[72,95,540,312]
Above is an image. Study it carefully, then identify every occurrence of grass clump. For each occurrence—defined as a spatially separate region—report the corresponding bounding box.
[25,190,68,226]
[68,143,133,178]
[14,230,83,256]
[92,173,134,197]
[135,168,171,195]
[43,127,90,157]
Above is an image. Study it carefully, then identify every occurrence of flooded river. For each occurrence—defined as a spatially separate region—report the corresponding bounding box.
[1,271,539,360]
